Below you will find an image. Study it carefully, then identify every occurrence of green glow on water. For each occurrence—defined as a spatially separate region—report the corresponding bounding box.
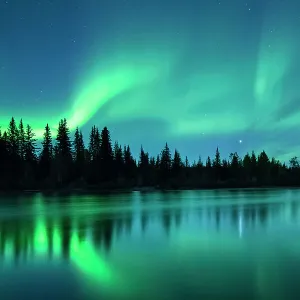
[34,217,48,254]
[70,231,113,284]
[53,223,61,257]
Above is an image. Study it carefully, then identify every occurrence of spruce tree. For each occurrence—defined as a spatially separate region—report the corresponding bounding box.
[243,153,252,181]
[56,118,72,160]
[172,149,182,176]
[18,119,26,161]
[73,127,85,163]
[23,124,37,187]
[24,124,37,163]
[100,126,113,181]
[7,117,19,157]
[213,147,221,181]
[229,152,240,180]
[40,124,53,179]
[139,146,150,185]
[55,118,72,184]
[114,141,124,179]
[124,145,136,182]
[0,130,9,188]
[250,151,257,180]
[257,150,270,183]
[206,156,212,168]
[73,127,85,179]
[160,143,172,171]
[89,126,101,161]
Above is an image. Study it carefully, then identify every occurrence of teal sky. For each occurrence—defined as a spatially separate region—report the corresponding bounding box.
[1,0,300,161]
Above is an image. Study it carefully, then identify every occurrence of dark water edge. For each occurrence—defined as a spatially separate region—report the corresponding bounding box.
[2,181,300,197]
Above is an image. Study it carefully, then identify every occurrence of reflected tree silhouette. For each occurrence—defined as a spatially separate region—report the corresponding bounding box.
[162,210,172,235]
[174,210,182,228]
[141,212,148,233]
[61,216,71,260]
[46,218,54,259]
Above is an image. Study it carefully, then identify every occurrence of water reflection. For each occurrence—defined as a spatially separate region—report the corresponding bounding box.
[1,189,300,299]
[1,190,300,263]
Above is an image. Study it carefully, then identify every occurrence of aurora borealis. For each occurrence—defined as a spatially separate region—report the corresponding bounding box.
[1,0,300,161]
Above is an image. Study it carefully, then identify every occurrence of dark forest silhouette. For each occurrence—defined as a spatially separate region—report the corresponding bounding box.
[0,117,300,191]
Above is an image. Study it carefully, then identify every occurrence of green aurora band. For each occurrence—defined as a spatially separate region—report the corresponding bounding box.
[1,0,300,161]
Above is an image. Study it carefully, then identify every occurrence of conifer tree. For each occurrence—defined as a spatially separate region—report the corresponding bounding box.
[56,118,72,160]
[172,149,182,176]
[213,147,221,181]
[73,127,85,179]
[55,118,72,184]
[18,119,26,161]
[138,146,150,185]
[160,143,172,171]
[229,152,240,180]
[40,124,53,179]
[89,126,101,161]
[206,156,212,168]
[73,127,85,163]
[114,141,124,179]
[100,126,113,181]
[7,117,19,157]
[124,145,136,181]
[24,124,37,163]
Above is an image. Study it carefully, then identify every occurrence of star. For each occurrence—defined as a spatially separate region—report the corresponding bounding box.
[239,140,243,144]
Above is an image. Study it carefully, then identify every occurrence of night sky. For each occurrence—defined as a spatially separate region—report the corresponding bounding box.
[1,0,300,162]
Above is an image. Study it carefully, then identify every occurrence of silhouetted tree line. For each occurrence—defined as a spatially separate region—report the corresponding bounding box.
[0,117,300,191]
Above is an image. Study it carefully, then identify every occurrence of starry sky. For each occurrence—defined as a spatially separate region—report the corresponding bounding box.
[1,0,300,162]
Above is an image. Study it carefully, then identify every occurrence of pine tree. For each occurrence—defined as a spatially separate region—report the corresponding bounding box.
[18,119,26,161]
[114,141,124,178]
[257,150,270,183]
[213,147,221,168]
[40,124,53,179]
[73,127,85,180]
[250,151,257,180]
[22,124,37,187]
[155,155,160,169]
[139,146,149,170]
[197,156,203,168]
[138,146,150,185]
[213,147,221,181]
[184,156,189,168]
[172,149,182,175]
[73,127,85,163]
[206,156,212,168]
[56,118,72,160]
[0,130,9,188]
[7,117,19,157]
[89,126,101,161]
[229,152,240,180]
[243,153,252,181]
[100,126,113,181]
[24,124,37,163]
[55,118,72,184]
[160,143,172,171]
[124,145,136,181]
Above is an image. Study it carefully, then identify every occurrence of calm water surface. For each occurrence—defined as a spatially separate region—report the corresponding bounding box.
[1,188,300,300]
